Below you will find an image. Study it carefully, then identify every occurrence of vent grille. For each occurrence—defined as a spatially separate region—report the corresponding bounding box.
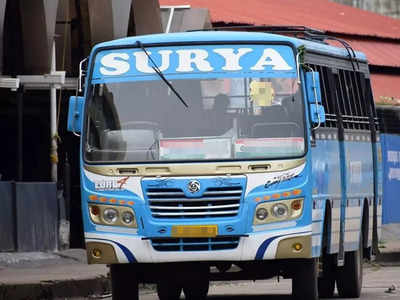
[146,186,243,219]
[151,237,240,252]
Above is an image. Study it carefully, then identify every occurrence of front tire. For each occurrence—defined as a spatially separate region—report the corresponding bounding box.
[336,237,363,298]
[292,258,319,300]
[182,279,209,300]
[318,253,335,298]
[110,264,139,300]
[157,281,182,300]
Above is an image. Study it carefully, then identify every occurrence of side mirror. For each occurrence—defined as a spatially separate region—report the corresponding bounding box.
[305,71,325,125]
[67,96,84,133]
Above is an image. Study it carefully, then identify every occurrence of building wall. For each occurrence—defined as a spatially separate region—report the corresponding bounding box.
[333,0,400,19]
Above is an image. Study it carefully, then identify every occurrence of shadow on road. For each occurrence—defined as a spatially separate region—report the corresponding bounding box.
[207,295,292,300]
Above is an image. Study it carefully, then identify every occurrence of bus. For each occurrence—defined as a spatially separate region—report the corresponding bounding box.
[376,105,400,226]
[67,27,382,300]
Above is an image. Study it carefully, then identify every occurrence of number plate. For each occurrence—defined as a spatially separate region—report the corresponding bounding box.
[171,225,218,238]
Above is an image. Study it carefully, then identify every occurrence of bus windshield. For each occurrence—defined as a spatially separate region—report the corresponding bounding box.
[84,76,305,163]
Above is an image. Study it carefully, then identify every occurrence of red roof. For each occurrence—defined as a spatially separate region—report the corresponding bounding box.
[161,0,400,68]
[371,74,400,103]
[329,38,400,68]
[160,0,400,39]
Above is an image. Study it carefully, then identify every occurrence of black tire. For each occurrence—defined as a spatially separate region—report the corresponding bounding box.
[292,258,319,300]
[157,281,182,300]
[336,237,363,298]
[110,264,139,300]
[318,253,336,298]
[182,278,209,300]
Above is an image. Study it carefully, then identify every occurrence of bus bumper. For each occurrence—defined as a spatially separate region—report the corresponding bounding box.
[84,225,312,264]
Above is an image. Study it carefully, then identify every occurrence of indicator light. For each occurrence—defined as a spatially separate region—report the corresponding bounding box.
[91,205,100,216]
[291,199,302,211]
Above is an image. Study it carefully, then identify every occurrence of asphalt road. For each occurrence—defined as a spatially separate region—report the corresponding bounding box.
[93,264,399,300]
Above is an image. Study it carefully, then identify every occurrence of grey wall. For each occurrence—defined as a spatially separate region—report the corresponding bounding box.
[333,0,400,19]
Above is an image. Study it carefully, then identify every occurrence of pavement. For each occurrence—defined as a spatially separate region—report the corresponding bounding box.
[0,223,399,300]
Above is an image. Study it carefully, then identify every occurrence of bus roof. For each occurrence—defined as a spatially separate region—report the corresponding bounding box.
[92,30,367,61]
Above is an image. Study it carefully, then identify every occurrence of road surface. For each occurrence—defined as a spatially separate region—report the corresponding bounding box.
[91,264,399,300]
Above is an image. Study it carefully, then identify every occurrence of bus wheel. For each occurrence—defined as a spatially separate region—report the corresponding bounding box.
[318,253,335,298]
[157,281,182,300]
[292,258,319,300]
[110,264,138,300]
[182,278,209,300]
[336,237,363,298]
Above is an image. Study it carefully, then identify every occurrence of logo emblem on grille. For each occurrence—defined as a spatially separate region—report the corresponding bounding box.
[188,180,201,193]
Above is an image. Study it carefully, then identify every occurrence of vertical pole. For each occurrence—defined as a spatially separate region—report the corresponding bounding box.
[50,39,58,182]
[17,87,23,181]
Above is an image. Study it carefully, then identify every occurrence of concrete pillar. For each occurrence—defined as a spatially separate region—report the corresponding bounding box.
[0,0,7,74]
[19,0,59,74]
[79,0,133,52]
[55,0,72,74]
[131,0,162,35]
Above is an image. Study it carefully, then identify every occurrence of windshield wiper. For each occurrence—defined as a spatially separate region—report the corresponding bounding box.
[136,41,188,108]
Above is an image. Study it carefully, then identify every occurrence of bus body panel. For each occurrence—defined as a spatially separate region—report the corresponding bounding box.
[72,31,381,281]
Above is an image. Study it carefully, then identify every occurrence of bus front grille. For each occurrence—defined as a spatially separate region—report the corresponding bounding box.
[150,237,240,251]
[146,187,242,219]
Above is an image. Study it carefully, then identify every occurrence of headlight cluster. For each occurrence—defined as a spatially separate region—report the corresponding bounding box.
[89,204,137,228]
[253,198,304,225]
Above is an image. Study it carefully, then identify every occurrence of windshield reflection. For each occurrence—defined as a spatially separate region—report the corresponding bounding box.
[85,77,305,163]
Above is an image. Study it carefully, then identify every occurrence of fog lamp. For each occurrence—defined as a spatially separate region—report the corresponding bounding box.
[293,243,303,252]
[92,248,102,258]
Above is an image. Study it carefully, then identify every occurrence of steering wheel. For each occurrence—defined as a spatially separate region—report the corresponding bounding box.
[120,121,161,161]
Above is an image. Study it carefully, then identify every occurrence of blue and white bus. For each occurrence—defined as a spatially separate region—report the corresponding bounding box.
[67,27,382,300]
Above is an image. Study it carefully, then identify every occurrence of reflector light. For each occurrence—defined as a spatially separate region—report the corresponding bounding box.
[89,195,98,201]
[282,191,291,197]
[272,193,281,199]
[263,195,271,200]
[99,197,107,202]
[292,189,302,195]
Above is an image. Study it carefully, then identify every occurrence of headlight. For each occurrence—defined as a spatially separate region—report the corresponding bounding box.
[253,198,304,225]
[256,208,269,220]
[103,208,119,224]
[271,203,289,218]
[89,204,137,228]
[121,211,135,224]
